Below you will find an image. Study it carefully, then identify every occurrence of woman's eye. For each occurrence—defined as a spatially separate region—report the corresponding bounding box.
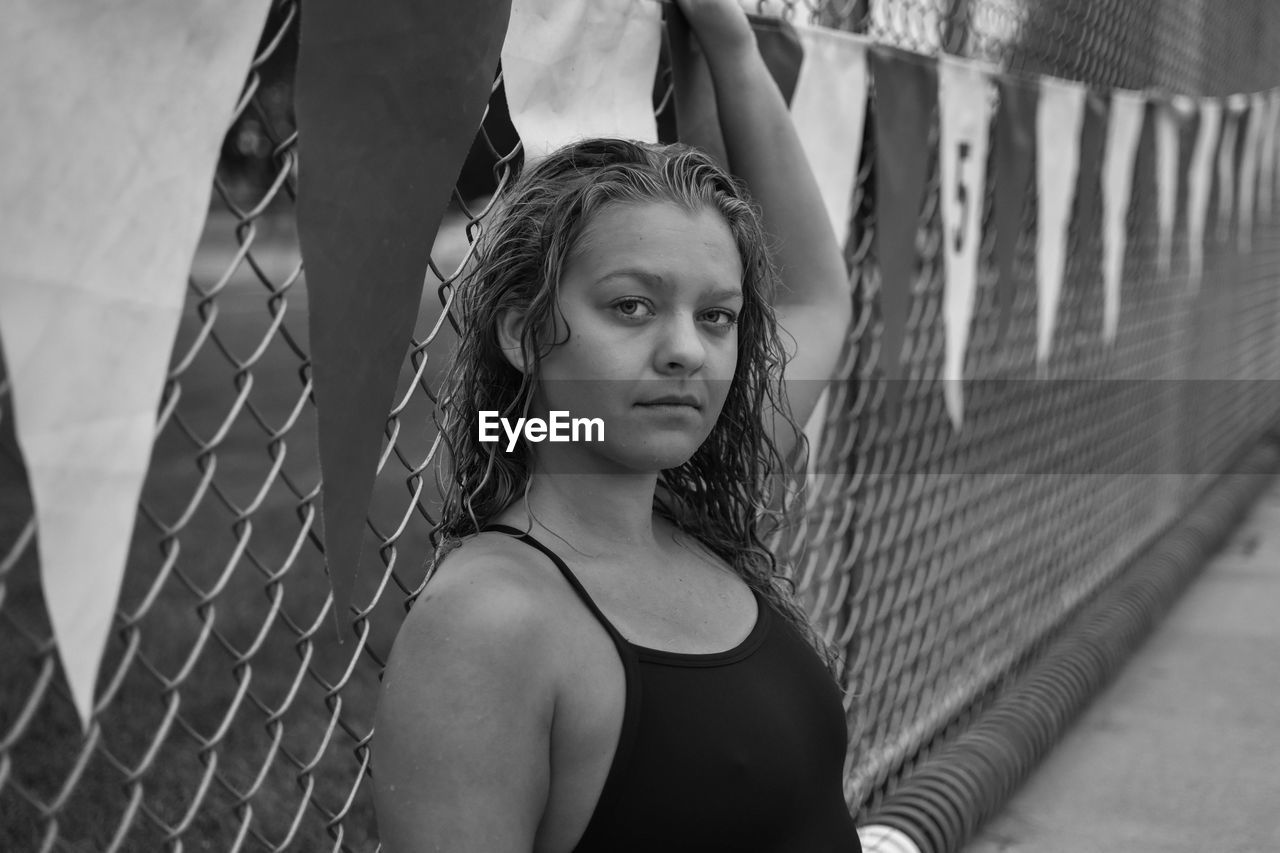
[614,298,653,318]
[702,309,739,328]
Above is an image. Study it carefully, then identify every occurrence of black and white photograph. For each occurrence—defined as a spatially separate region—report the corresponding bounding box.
[2,1,1278,850]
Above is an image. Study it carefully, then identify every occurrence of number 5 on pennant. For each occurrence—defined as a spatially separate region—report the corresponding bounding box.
[938,57,993,429]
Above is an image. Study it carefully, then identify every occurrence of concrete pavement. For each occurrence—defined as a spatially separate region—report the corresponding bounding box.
[965,473,1280,853]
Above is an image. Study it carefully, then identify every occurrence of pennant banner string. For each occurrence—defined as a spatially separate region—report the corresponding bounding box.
[12,3,1280,722]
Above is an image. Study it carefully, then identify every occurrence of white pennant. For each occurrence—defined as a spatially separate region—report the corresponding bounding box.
[0,0,271,727]
[790,24,869,251]
[1185,98,1222,291]
[1217,96,1247,243]
[1100,90,1146,343]
[1154,97,1188,278]
[790,24,869,474]
[1258,90,1280,223]
[1238,93,1266,252]
[501,0,662,161]
[938,56,992,427]
[1035,77,1087,370]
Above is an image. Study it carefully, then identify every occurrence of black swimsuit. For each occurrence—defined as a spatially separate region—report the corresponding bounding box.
[485,525,862,853]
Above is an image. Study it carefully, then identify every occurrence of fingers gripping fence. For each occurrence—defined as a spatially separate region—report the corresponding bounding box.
[2,0,1280,850]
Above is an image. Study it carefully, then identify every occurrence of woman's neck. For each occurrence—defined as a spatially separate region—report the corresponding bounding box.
[506,468,665,557]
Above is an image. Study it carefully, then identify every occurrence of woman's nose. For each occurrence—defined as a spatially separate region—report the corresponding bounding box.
[654,313,707,374]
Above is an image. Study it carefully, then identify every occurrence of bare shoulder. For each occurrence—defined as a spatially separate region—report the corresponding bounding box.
[372,533,564,852]
[385,532,562,683]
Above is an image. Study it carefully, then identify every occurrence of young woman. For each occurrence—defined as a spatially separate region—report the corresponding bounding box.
[372,1,857,850]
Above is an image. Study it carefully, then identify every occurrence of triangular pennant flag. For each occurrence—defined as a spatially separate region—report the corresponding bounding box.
[937,56,993,429]
[1100,89,1145,343]
[992,74,1038,352]
[1258,90,1280,223]
[749,14,805,107]
[1216,96,1247,244]
[296,0,511,629]
[1185,98,1222,291]
[869,46,937,390]
[1154,96,1189,278]
[1237,93,1266,252]
[502,0,661,162]
[790,24,869,250]
[0,0,271,727]
[789,24,868,472]
[1035,77,1087,370]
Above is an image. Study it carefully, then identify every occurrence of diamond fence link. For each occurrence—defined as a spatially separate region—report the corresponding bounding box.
[2,0,1279,849]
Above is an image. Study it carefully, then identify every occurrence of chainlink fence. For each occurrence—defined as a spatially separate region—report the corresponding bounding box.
[3,0,1280,850]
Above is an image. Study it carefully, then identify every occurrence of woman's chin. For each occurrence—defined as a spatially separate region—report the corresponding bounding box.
[610,452,700,475]
[631,450,699,474]
[581,444,701,475]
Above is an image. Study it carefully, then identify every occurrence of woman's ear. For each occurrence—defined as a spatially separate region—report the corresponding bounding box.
[495,307,530,373]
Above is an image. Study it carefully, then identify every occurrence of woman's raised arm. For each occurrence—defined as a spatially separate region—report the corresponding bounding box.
[673,0,852,461]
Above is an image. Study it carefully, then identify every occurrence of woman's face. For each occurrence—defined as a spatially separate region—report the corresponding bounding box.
[527,199,744,474]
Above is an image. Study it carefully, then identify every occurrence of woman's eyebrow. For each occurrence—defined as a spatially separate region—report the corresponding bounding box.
[705,287,745,303]
[595,269,662,287]
[596,270,742,302]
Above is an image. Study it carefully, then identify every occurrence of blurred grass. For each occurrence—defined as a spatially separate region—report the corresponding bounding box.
[0,207,468,851]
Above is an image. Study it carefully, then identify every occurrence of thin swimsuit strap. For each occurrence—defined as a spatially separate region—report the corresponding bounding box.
[481,522,645,850]
[480,523,633,650]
